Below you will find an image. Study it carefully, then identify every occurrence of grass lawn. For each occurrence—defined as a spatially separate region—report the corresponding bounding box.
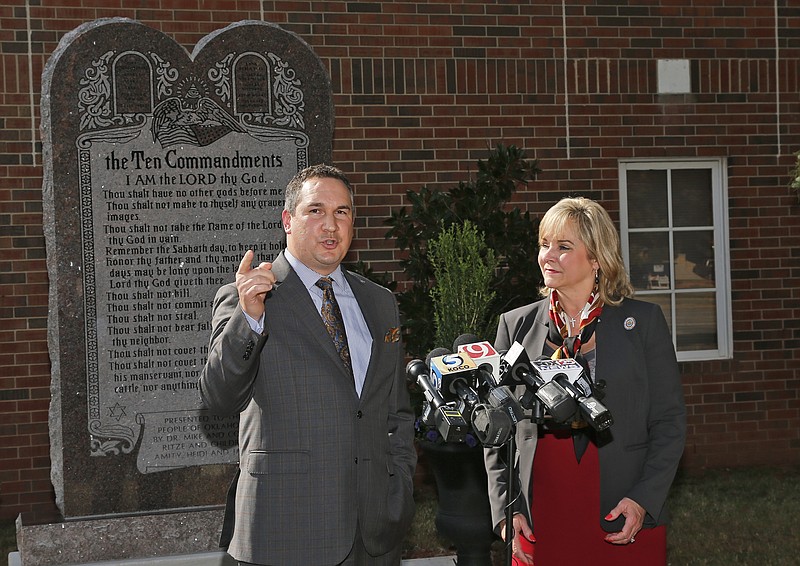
[665,465,800,565]
[2,464,799,565]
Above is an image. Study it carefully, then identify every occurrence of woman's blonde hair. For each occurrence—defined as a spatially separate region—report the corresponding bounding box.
[538,197,634,305]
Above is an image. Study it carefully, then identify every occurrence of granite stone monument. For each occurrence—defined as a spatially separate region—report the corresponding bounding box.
[22,18,333,565]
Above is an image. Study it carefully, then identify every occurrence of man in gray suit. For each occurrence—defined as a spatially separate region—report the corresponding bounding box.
[200,164,416,565]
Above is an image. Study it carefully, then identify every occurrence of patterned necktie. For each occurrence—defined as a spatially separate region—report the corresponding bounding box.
[315,277,352,374]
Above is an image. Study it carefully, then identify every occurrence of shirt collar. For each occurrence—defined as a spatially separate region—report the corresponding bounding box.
[284,249,347,293]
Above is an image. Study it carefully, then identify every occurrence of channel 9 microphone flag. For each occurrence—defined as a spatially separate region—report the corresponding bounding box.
[454,334,501,379]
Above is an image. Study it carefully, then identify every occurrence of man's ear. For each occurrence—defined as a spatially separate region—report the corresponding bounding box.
[281,209,291,233]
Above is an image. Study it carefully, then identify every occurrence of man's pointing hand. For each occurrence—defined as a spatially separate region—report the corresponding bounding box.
[235,250,275,320]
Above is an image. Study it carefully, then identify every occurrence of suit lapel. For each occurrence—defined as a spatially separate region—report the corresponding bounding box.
[514,301,551,357]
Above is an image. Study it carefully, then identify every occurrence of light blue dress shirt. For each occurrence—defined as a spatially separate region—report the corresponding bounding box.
[243,250,372,396]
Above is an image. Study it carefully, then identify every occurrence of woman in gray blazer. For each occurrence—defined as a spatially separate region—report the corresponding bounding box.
[485,197,686,565]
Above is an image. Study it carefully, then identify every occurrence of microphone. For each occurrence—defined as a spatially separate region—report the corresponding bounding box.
[530,357,593,398]
[414,352,512,447]
[427,347,481,408]
[406,359,469,443]
[529,357,614,432]
[454,334,525,426]
[453,334,502,382]
[469,403,514,447]
[425,347,454,392]
[499,342,577,424]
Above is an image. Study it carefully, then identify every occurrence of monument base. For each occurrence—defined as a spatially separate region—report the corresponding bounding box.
[15,507,229,566]
[7,552,458,566]
[8,550,235,566]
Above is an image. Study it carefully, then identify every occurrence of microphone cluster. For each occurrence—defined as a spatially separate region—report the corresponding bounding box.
[499,342,613,431]
[406,334,614,448]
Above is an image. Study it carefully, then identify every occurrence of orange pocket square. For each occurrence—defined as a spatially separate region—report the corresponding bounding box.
[384,327,400,343]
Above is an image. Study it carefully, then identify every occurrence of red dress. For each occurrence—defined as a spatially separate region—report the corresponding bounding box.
[512,428,666,566]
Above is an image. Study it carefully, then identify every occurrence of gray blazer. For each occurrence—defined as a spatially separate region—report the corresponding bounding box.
[199,251,416,564]
[485,297,686,534]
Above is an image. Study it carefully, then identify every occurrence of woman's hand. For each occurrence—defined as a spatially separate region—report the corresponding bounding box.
[500,513,536,565]
[604,497,645,545]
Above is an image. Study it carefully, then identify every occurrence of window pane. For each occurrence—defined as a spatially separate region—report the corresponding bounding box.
[673,230,715,287]
[620,158,729,360]
[675,292,717,351]
[626,170,668,228]
[629,232,671,291]
[672,169,712,227]
[639,294,673,338]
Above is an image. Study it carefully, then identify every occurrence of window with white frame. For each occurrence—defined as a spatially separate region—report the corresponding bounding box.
[619,158,731,361]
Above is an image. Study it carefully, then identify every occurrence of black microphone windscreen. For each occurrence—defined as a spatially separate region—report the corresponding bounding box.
[405,359,428,379]
[452,333,481,350]
[425,347,451,367]
[471,405,513,447]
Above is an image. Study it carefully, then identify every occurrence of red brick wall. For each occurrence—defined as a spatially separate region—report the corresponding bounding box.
[1,1,799,523]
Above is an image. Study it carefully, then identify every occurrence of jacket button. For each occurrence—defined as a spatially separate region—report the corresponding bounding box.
[356,410,363,419]
[243,340,255,359]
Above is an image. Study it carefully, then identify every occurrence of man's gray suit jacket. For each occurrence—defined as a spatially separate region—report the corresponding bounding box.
[199,252,416,565]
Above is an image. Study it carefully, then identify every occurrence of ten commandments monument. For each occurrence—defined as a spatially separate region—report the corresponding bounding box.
[21,18,333,565]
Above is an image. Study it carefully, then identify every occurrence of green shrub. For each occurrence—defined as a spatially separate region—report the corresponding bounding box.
[428,220,498,349]
[385,143,542,359]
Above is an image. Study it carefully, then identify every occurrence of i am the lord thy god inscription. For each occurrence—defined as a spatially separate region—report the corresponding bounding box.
[42,18,332,516]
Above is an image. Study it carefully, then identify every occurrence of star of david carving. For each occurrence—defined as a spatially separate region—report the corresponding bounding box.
[107,402,127,421]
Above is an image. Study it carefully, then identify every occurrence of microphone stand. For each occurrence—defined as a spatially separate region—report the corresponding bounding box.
[504,400,539,566]
[504,429,516,566]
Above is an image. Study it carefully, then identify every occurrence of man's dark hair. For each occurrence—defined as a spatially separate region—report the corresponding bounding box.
[284,164,354,214]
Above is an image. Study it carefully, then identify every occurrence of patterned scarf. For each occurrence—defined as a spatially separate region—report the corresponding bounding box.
[547,288,603,360]
[546,288,604,462]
